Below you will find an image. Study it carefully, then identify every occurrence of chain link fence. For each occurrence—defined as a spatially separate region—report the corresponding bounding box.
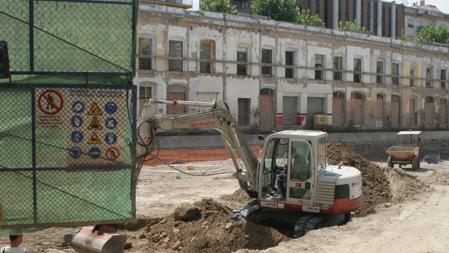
[0,85,136,228]
[0,0,137,227]
[0,0,136,82]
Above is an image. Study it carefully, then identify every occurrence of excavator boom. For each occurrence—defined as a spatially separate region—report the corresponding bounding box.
[136,99,259,196]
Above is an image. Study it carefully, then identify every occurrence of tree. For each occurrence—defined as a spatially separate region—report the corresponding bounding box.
[251,0,299,23]
[339,20,368,34]
[200,0,237,14]
[296,9,325,27]
[417,25,449,45]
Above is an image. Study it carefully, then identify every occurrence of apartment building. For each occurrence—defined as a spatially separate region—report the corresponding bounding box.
[135,3,449,132]
[233,0,405,38]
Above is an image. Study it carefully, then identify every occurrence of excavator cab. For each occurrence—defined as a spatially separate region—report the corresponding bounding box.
[259,131,320,210]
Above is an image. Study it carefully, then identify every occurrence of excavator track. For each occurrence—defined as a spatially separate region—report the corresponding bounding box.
[293,214,325,238]
[234,205,351,238]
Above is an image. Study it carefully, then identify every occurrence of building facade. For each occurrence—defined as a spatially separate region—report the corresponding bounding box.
[135,3,449,132]
[233,0,405,38]
[405,1,449,39]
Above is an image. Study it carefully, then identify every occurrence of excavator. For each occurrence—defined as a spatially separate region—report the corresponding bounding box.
[135,99,363,237]
[72,98,363,252]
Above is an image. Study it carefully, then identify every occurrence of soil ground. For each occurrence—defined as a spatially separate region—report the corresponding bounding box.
[1,144,447,253]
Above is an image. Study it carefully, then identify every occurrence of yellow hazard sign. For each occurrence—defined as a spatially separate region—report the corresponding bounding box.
[87,102,102,115]
[88,117,103,131]
[88,132,102,145]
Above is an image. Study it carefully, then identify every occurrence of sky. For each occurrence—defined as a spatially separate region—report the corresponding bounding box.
[191,0,449,14]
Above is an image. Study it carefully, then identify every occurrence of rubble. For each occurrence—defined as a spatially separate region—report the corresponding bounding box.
[145,199,287,253]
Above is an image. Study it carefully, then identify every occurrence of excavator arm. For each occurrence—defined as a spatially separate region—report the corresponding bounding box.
[135,99,259,197]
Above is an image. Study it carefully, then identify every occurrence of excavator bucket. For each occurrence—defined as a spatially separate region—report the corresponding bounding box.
[71,227,127,253]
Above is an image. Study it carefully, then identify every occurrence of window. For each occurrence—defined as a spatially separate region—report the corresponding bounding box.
[426,66,432,88]
[333,56,343,81]
[410,64,415,87]
[237,47,248,76]
[376,60,384,84]
[261,49,273,76]
[354,58,362,83]
[238,98,250,126]
[285,51,294,78]
[315,54,324,80]
[392,63,399,85]
[139,86,152,100]
[138,38,152,70]
[441,69,447,89]
[200,40,215,74]
[168,40,183,72]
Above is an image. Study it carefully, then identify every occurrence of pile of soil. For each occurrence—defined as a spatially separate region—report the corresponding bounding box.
[327,141,425,216]
[144,199,287,253]
[221,189,253,204]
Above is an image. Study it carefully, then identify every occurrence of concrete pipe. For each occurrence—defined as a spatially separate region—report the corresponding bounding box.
[71,227,127,253]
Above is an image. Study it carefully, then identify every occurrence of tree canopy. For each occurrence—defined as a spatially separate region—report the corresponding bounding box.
[339,20,368,34]
[251,0,300,23]
[200,0,237,14]
[416,25,449,45]
[251,0,324,27]
[296,9,325,27]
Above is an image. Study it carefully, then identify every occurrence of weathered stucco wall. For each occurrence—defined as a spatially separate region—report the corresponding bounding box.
[135,4,449,132]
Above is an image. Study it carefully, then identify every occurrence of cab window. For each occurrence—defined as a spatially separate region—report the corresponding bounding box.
[290,141,311,181]
[317,136,326,171]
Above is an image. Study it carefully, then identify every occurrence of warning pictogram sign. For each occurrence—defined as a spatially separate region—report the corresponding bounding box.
[106,147,120,161]
[87,132,102,145]
[38,90,64,115]
[88,117,103,131]
[87,102,102,115]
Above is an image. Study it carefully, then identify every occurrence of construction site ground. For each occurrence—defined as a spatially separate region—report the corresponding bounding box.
[1,143,449,253]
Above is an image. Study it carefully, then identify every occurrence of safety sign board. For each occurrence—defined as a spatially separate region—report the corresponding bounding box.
[71,131,84,144]
[106,147,120,161]
[88,102,103,116]
[87,132,102,145]
[69,147,82,159]
[72,101,85,114]
[88,117,103,131]
[65,88,127,168]
[105,102,118,115]
[36,88,127,168]
[38,89,64,115]
[71,116,84,128]
[88,147,101,159]
[104,132,117,145]
[105,117,117,129]
[35,89,65,130]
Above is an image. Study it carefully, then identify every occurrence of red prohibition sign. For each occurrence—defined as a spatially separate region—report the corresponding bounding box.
[38,89,64,115]
[106,147,120,161]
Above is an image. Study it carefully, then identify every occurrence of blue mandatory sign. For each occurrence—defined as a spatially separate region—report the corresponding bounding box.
[71,131,84,143]
[105,117,118,129]
[88,147,101,159]
[69,147,82,159]
[72,101,85,114]
[71,116,84,128]
[105,102,118,115]
[104,132,118,145]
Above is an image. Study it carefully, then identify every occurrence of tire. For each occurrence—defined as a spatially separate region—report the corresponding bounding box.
[387,156,394,168]
[412,157,419,170]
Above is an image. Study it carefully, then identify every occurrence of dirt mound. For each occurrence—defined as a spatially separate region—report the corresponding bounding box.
[221,189,254,204]
[327,141,424,216]
[385,167,428,202]
[145,199,287,253]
